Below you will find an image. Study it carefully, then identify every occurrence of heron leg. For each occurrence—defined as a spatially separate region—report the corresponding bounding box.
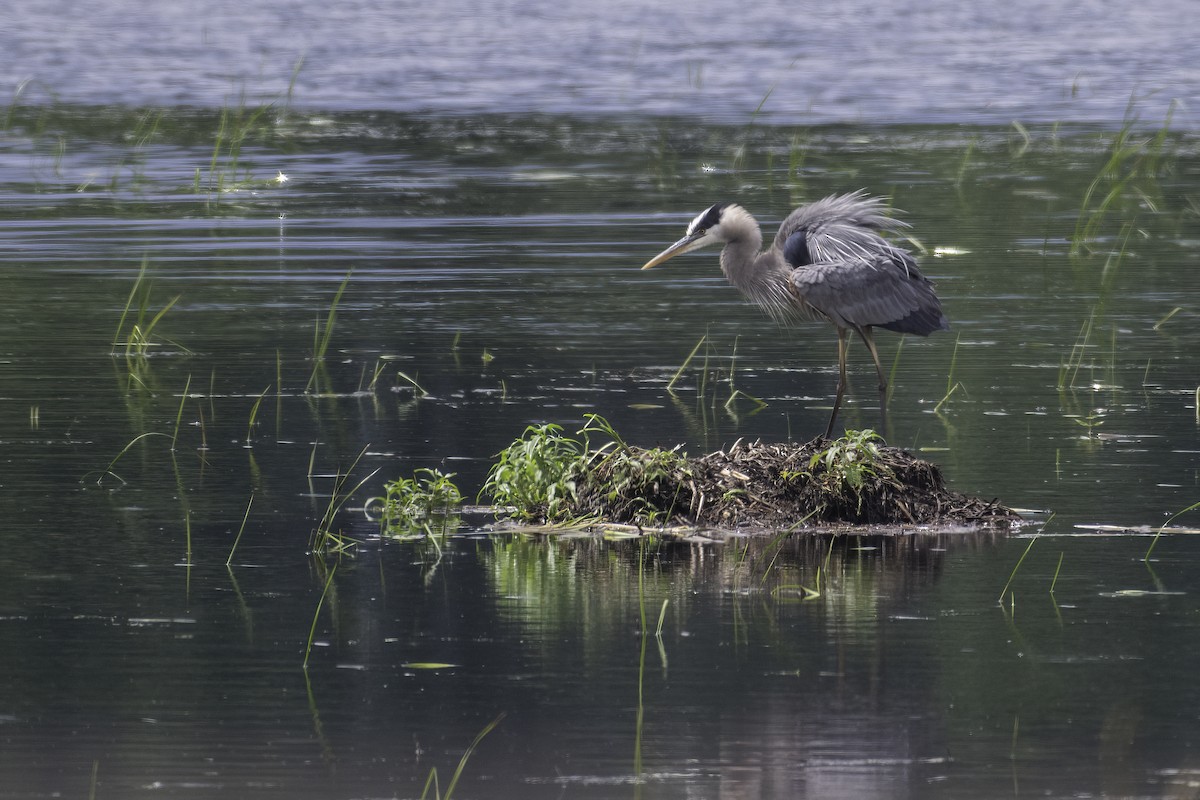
[855,326,890,439]
[825,327,850,439]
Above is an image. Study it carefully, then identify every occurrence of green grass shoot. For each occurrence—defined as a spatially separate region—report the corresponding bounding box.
[94,431,171,484]
[311,445,378,553]
[1153,307,1182,330]
[419,713,506,800]
[396,370,428,397]
[303,563,337,670]
[245,385,270,446]
[933,333,963,413]
[1058,313,1094,392]
[172,374,191,451]
[1145,500,1200,562]
[1050,551,1064,594]
[226,493,255,566]
[184,508,192,567]
[306,268,352,393]
[998,512,1054,603]
[114,257,182,359]
[667,334,707,393]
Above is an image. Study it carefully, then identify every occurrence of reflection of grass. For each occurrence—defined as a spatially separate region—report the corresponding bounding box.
[303,562,337,669]
[1057,313,1094,392]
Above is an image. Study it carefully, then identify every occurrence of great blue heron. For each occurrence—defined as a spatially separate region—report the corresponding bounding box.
[641,191,948,437]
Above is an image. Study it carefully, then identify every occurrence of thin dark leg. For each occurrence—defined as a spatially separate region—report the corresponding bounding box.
[856,326,890,439]
[825,327,850,439]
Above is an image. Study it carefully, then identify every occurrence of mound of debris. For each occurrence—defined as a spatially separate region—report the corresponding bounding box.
[569,436,1017,530]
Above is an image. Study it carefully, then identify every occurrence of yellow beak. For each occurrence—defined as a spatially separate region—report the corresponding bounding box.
[640,231,714,269]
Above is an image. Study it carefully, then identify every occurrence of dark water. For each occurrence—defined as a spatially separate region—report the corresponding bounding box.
[4,6,1200,798]
[3,107,1200,798]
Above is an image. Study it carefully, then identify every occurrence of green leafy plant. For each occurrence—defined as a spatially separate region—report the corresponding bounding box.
[368,468,463,537]
[792,429,889,515]
[481,423,586,521]
[809,429,885,491]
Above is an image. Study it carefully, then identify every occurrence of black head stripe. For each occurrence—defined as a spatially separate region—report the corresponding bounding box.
[691,202,730,234]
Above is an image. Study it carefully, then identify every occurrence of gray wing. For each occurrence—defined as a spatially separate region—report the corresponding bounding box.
[773,191,909,264]
[790,251,949,336]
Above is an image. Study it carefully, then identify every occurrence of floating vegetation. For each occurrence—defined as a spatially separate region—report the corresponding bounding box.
[367,468,463,538]
[470,416,1016,531]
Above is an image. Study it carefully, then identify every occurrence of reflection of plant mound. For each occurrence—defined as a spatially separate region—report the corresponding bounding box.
[483,417,1016,530]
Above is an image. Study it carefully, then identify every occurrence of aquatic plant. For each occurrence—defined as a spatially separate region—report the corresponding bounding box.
[113,257,182,360]
[806,429,886,495]
[171,374,191,451]
[310,446,377,554]
[306,269,352,394]
[109,108,164,193]
[997,512,1055,605]
[303,562,337,670]
[1145,499,1200,561]
[1070,98,1177,257]
[367,468,463,538]
[418,714,505,800]
[226,493,255,566]
[666,333,766,416]
[933,333,965,414]
[244,385,270,446]
[481,422,587,521]
[200,96,277,197]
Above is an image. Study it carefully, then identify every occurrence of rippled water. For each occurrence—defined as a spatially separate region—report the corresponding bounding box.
[5,0,1198,125]
[3,107,1199,798]
[3,6,1200,797]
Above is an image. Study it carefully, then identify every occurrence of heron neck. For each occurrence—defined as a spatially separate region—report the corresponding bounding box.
[720,237,794,319]
[718,228,763,287]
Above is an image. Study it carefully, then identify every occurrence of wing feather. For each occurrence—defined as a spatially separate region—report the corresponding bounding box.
[773,190,909,265]
[775,191,947,335]
[790,251,949,336]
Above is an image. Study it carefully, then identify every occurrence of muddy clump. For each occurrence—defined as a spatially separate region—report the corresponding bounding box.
[568,437,1017,531]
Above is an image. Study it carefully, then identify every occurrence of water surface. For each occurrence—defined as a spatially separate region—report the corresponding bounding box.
[3,109,1200,798]
[4,0,1198,125]
[3,7,1200,795]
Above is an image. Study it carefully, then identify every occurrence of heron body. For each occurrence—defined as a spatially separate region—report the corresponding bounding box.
[641,191,949,438]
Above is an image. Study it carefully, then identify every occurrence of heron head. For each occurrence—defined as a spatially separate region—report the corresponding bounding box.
[640,202,734,269]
